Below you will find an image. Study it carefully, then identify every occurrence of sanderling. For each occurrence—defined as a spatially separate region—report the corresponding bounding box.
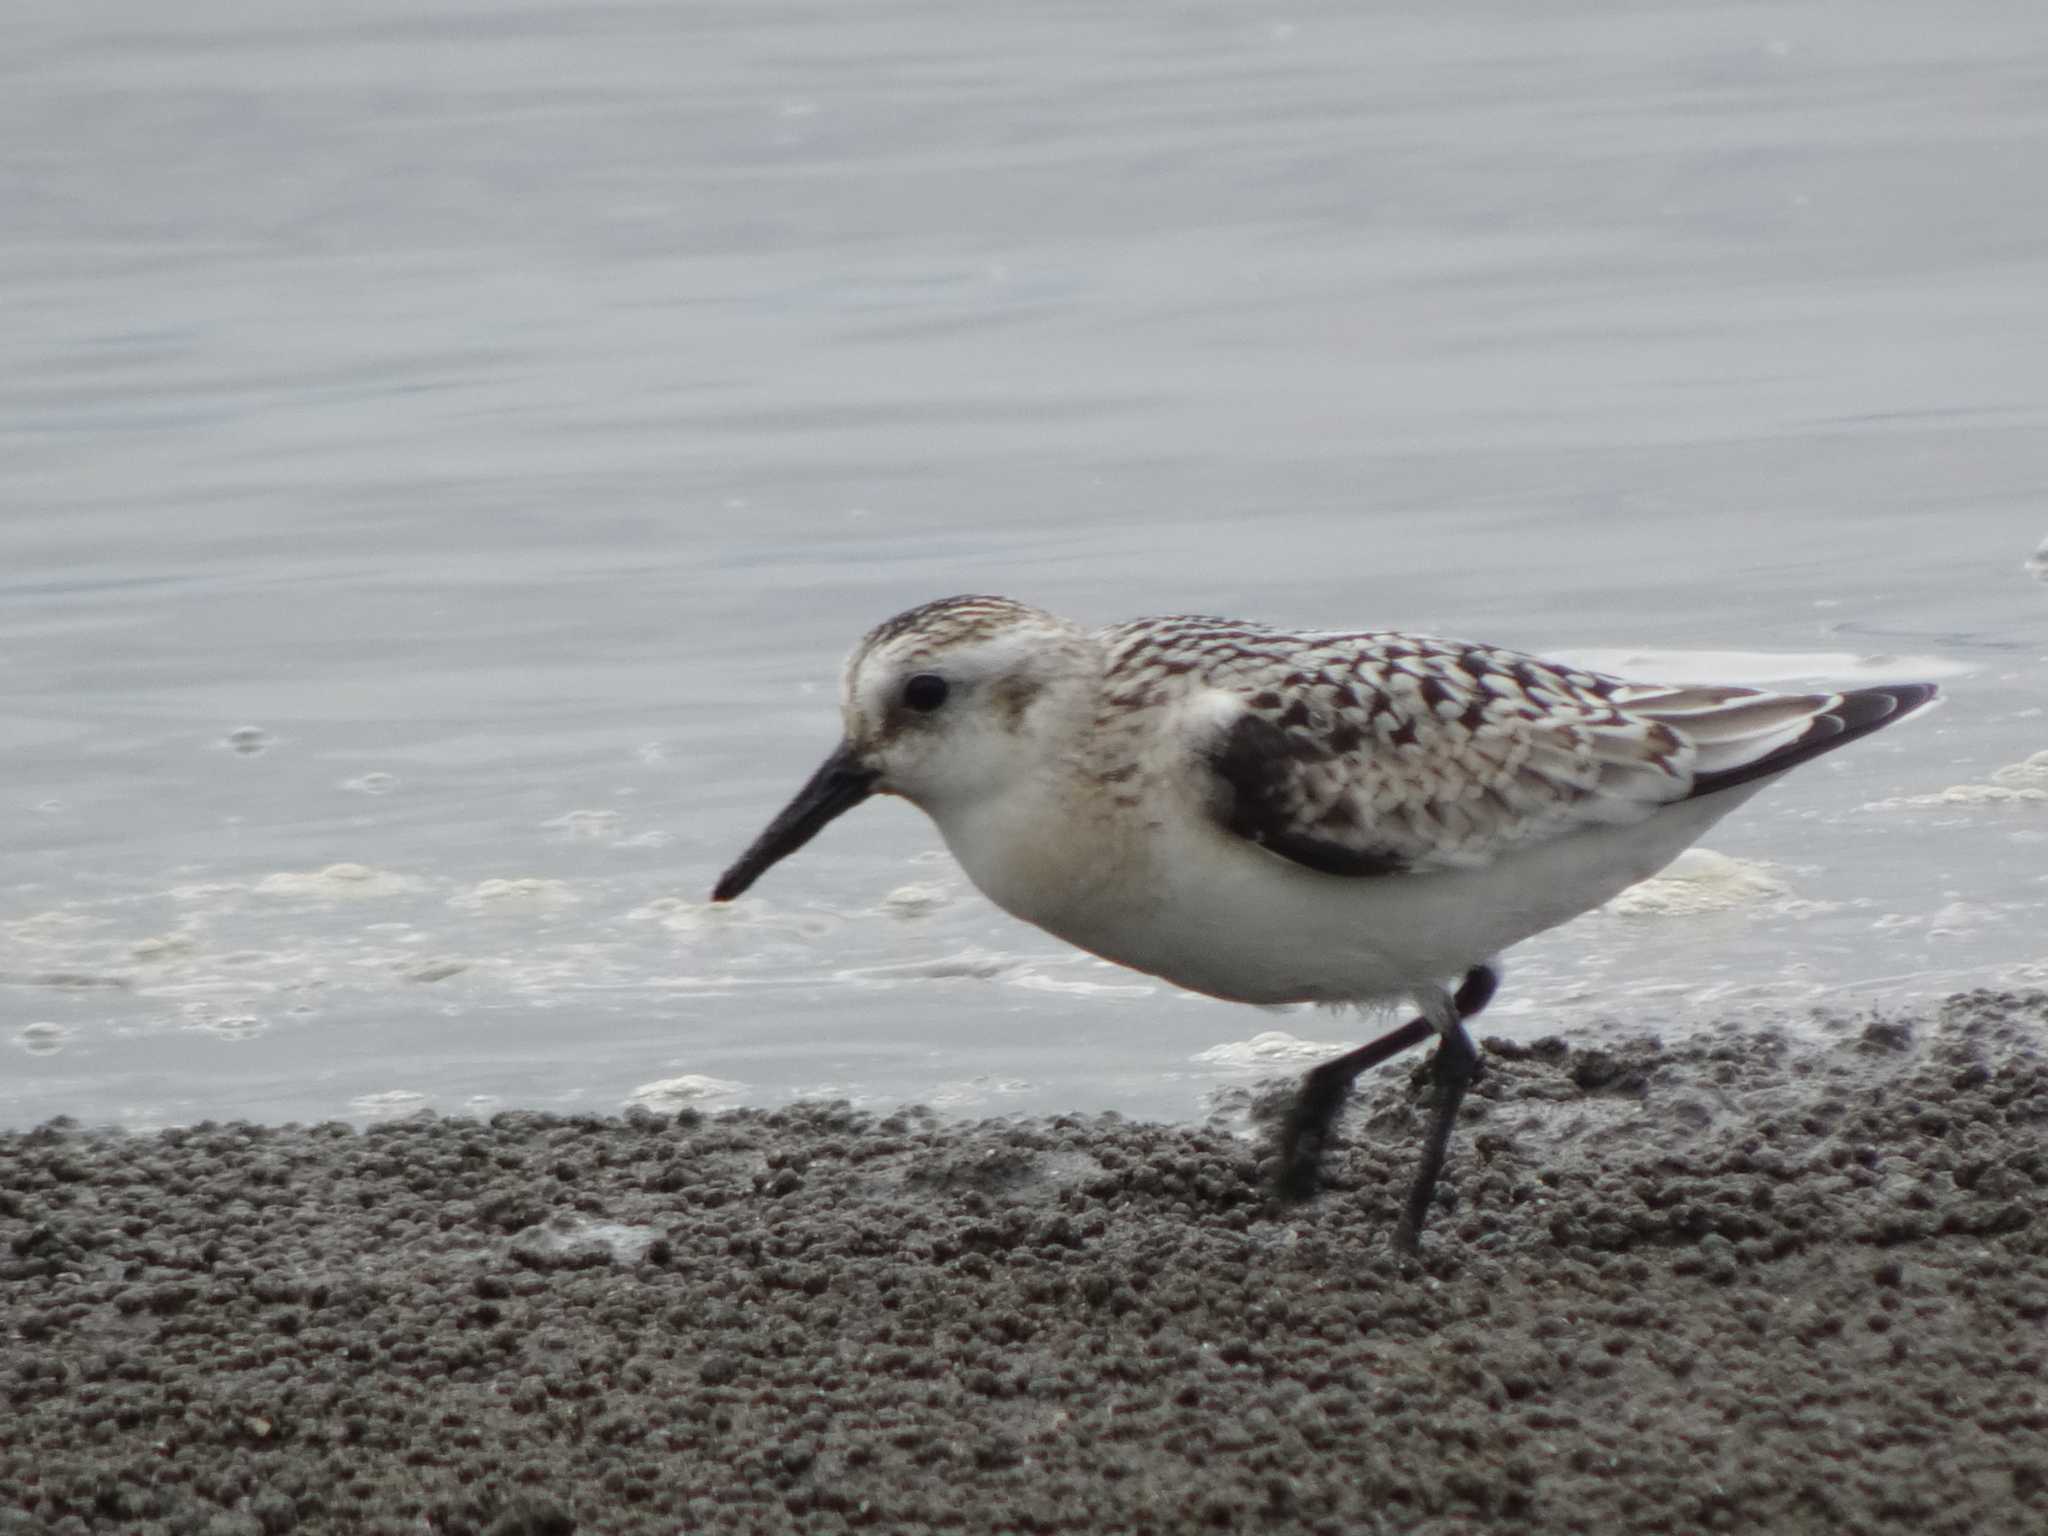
[713,595,1938,1251]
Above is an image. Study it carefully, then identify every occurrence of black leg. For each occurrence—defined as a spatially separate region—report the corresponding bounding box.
[1449,961,1498,1025]
[1392,1015,1481,1254]
[1273,1016,1434,1201]
[1272,964,1498,1231]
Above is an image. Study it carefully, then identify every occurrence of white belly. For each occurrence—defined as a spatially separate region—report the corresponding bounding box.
[934,778,1769,1007]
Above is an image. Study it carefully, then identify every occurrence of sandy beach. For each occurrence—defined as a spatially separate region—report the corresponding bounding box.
[5,988,2046,1534]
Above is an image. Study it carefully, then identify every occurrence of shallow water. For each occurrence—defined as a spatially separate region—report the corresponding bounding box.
[5,0,2046,1129]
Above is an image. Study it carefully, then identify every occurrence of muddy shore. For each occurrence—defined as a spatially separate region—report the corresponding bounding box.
[5,989,2047,1534]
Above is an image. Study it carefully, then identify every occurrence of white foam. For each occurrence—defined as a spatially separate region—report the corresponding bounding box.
[170,881,246,904]
[1869,897,2003,940]
[1992,750,2048,787]
[185,1009,266,1040]
[1604,848,1787,917]
[879,882,951,918]
[613,830,674,849]
[256,864,421,900]
[787,1083,877,1105]
[1879,784,2048,809]
[833,948,1016,983]
[6,909,108,947]
[543,809,622,840]
[624,895,709,928]
[623,1074,744,1112]
[926,1076,1032,1108]
[1009,970,1156,998]
[1192,1029,1358,1069]
[630,895,834,940]
[1925,899,1996,940]
[1868,751,2048,810]
[349,1089,429,1117]
[449,877,581,912]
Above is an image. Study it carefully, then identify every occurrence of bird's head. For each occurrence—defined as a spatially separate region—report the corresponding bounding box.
[711,595,1092,901]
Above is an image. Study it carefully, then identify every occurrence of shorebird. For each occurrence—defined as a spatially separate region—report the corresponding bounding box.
[712,595,1936,1250]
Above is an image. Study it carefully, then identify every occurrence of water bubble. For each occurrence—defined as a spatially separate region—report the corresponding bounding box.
[202,1014,266,1041]
[402,957,469,984]
[131,934,198,962]
[15,1022,70,1056]
[344,772,399,795]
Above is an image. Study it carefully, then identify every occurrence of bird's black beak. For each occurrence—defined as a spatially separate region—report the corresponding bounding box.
[711,740,880,901]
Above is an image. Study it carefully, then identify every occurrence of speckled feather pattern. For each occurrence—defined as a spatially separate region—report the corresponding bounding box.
[848,594,1049,674]
[836,598,1919,883]
[1096,614,1709,872]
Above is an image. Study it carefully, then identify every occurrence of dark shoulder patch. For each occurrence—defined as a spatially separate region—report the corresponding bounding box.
[1206,713,1408,879]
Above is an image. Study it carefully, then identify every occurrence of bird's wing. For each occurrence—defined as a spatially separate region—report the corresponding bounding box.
[1101,618,1928,877]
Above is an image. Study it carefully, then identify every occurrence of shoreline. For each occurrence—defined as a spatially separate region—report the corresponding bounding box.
[5,988,2046,1534]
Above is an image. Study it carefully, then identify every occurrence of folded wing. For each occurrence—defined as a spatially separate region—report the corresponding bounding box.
[1118,621,1936,877]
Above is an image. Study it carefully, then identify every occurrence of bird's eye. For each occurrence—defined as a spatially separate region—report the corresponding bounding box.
[902,673,949,713]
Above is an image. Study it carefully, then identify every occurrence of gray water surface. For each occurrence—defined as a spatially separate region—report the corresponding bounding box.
[4,1,2046,1130]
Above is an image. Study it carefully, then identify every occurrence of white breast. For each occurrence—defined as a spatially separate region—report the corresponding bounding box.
[929,770,1770,1007]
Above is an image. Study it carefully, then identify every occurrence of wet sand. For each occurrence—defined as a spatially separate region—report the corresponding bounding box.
[5,989,2047,1535]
